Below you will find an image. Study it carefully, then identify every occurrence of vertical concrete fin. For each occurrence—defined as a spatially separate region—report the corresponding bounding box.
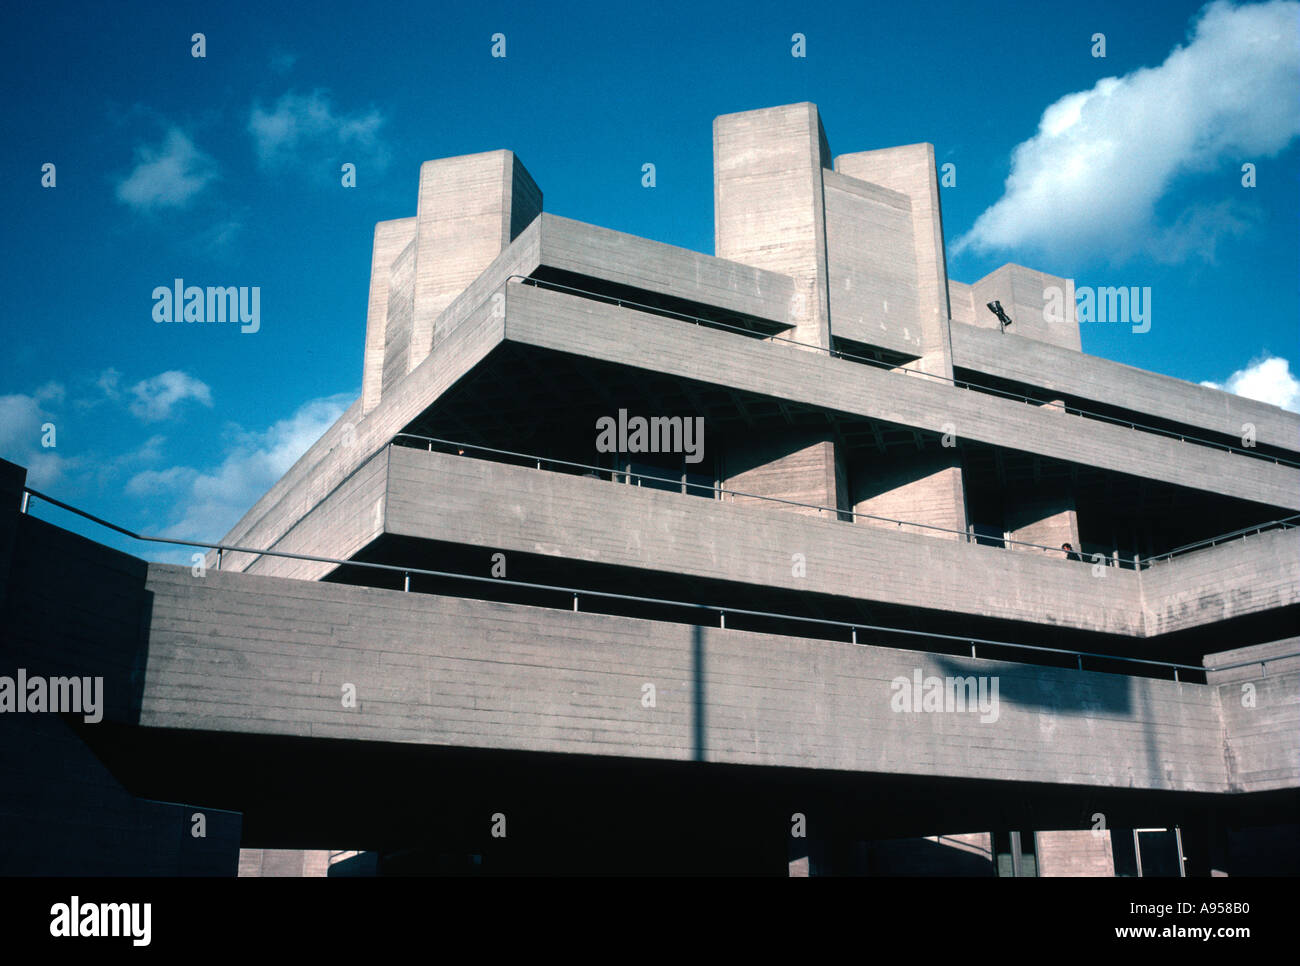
[714,102,832,349]
[408,150,542,376]
[362,217,417,415]
[834,143,954,379]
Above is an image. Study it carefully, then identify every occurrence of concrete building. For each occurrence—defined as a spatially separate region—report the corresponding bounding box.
[2,102,1297,875]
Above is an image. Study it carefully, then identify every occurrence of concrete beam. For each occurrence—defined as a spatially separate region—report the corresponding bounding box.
[714,102,832,348]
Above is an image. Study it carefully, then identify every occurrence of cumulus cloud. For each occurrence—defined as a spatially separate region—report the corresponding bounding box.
[249,90,388,168]
[0,392,75,489]
[955,0,1300,263]
[128,371,213,421]
[116,128,217,210]
[129,393,352,543]
[1201,355,1300,411]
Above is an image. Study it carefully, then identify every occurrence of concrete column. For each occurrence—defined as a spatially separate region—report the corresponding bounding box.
[714,102,833,350]
[1036,829,1117,876]
[722,428,847,518]
[361,218,417,414]
[406,150,542,376]
[850,447,965,539]
[834,144,954,380]
[714,105,846,513]
[1005,475,1080,555]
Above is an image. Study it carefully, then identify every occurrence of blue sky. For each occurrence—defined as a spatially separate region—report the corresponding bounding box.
[2,0,1297,560]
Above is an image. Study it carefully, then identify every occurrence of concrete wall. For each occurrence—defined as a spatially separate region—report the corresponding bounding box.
[380,235,417,403]
[362,218,417,414]
[1140,527,1300,635]
[850,447,966,539]
[971,263,1082,351]
[1206,638,1300,793]
[243,446,389,581]
[822,171,922,357]
[138,563,1231,791]
[503,283,1300,511]
[721,427,844,518]
[1005,487,1080,555]
[714,102,831,349]
[834,143,955,379]
[537,214,798,327]
[238,848,331,877]
[216,221,540,570]
[948,280,976,325]
[384,445,1145,634]
[951,322,1300,453]
[0,508,241,874]
[1037,830,1115,876]
[409,150,541,373]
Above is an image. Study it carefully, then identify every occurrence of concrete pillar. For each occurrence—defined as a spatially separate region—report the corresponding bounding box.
[722,428,848,518]
[834,143,955,380]
[238,848,333,877]
[1036,829,1117,876]
[714,105,847,513]
[1005,476,1080,555]
[405,150,542,377]
[361,218,416,414]
[850,447,965,539]
[713,102,832,350]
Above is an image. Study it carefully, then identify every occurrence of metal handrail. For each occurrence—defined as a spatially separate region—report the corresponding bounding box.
[506,274,1300,468]
[1142,515,1300,564]
[19,485,1292,677]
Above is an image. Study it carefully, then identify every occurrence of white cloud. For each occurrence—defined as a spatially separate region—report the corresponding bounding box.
[0,392,75,489]
[130,392,352,543]
[249,90,387,168]
[96,367,122,400]
[116,128,218,210]
[1201,355,1300,411]
[128,371,213,422]
[955,0,1300,263]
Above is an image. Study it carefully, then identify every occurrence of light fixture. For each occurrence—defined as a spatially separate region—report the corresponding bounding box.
[986,300,1014,333]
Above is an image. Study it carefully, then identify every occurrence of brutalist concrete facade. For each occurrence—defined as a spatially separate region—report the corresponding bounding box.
[2,103,1297,876]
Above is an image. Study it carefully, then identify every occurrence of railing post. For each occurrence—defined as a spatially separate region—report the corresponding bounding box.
[852,628,857,644]
[1173,667,1180,683]
[573,593,579,612]
[19,491,29,514]
[720,612,726,629]
[217,548,223,571]
[970,643,976,658]
[1076,654,1082,671]
[403,572,410,592]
